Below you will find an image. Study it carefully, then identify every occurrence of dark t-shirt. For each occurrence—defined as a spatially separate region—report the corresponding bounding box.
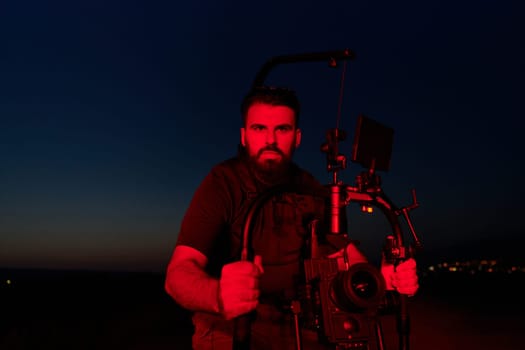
[176,155,328,300]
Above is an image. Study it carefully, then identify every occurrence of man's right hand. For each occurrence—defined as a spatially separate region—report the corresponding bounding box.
[219,255,264,320]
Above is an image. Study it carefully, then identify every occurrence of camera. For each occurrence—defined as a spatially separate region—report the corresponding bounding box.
[303,257,387,348]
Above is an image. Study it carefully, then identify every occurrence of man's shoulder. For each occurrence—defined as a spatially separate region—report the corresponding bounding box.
[292,163,322,187]
[295,166,317,181]
[205,156,253,189]
[290,164,329,200]
[210,156,245,176]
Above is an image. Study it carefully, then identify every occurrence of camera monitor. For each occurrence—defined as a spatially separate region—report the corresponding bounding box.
[351,114,394,172]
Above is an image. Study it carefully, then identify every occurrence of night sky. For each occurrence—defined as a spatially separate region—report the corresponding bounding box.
[1,0,524,272]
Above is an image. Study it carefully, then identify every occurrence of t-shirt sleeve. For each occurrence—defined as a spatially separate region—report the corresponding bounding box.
[175,167,232,257]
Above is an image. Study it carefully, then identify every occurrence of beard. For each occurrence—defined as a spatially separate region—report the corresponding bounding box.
[244,144,295,186]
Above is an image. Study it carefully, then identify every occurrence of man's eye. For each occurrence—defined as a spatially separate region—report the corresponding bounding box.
[277,126,292,133]
[252,125,264,131]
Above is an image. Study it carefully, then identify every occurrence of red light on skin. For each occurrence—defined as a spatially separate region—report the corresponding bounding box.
[240,104,301,170]
[259,150,282,160]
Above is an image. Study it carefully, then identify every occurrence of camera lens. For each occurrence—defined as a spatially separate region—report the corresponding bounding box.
[351,270,379,299]
[330,262,386,312]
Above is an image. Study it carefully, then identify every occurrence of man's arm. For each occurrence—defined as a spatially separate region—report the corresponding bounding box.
[165,245,264,320]
[165,245,221,314]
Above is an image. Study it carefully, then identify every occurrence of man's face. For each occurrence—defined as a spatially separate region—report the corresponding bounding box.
[241,103,301,173]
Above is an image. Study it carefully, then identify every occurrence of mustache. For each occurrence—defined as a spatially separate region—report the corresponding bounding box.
[257,145,285,158]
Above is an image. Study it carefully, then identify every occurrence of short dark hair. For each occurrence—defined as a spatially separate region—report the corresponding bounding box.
[240,86,301,127]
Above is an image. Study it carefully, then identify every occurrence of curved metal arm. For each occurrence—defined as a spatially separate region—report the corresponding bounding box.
[344,188,413,350]
[338,189,404,250]
[252,49,355,89]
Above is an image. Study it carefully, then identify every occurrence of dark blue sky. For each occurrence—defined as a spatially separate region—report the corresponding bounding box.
[1,0,524,272]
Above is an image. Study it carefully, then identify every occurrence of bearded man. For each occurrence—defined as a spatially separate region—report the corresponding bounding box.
[165,86,418,349]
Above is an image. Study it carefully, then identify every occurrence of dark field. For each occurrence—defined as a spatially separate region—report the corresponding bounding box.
[1,268,523,350]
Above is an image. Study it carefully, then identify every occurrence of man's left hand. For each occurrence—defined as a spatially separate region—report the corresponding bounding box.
[381,258,419,296]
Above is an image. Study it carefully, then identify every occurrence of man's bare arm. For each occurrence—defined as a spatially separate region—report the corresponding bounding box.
[165,245,221,314]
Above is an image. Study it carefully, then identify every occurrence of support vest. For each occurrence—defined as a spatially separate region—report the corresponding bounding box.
[209,156,327,301]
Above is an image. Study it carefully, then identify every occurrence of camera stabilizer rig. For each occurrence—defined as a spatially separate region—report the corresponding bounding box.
[233,49,423,350]
[302,119,423,350]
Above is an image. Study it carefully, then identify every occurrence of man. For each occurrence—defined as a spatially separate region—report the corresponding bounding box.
[165,86,419,349]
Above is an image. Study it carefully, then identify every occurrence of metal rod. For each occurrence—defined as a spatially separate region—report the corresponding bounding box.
[252,49,355,88]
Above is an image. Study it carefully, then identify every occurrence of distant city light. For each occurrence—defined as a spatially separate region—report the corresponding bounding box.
[6,279,11,285]
[425,259,525,276]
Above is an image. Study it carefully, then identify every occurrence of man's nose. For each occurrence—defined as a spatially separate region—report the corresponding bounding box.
[265,130,276,144]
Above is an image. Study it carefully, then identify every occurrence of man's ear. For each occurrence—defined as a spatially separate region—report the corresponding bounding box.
[295,128,302,148]
[240,127,246,147]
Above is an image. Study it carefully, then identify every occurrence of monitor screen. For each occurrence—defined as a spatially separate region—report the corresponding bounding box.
[351,115,394,172]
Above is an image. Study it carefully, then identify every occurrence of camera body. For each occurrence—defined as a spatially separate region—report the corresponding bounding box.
[302,257,387,349]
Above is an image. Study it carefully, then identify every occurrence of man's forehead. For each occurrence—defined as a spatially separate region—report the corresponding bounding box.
[245,103,296,126]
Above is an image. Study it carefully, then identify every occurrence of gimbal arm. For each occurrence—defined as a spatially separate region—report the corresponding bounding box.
[251,49,355,88]
[344,186,421,350]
